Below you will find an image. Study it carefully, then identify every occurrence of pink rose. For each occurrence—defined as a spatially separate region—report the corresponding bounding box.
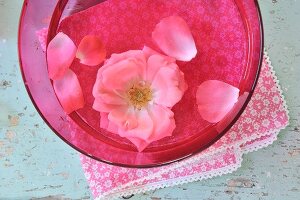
[92,47,187,151]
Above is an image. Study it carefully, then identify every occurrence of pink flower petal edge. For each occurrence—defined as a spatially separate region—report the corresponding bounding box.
[76,35,106,66]
[196,80,240,123]
[152,16,197,62]
[216,92,249,133]
[53,69,85,114]
[47,32,77,80]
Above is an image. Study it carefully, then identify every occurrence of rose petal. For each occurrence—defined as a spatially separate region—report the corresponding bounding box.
[151,66,186,108]
[178,70,188,92]
[100,92,127,105]
[152,16,197,61]
[126,137,150,152]
[92,73,127,104]
[142,46,176,63]
[118,109,154,143]
[147,105,175,142]
[146,54,177,82]
[47,32,76,80]
[119,106,175,152]
[108,107,138,130]
[53,69,85,114]
[105,50,145,67]
[196,80,240,123]
[100,112,118,133]
[101,59,145,91]
[107,121,119,133]
[216,92,249,132]
[142,46,160,60]
[100,111,150,152]
[92,50,146,98]
[100,112,109,129]
[76,35,106,66]
[93,98,124,112]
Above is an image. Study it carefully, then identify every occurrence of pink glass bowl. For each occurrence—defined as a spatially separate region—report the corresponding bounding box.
[18,0,263,167]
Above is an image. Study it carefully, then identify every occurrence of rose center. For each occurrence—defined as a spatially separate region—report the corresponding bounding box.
[127,82,152,109]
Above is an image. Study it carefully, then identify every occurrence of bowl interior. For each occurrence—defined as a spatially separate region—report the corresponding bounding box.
[19,0,263,167]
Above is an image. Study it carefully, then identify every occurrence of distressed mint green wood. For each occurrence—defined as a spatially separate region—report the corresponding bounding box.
[0,0,299,199]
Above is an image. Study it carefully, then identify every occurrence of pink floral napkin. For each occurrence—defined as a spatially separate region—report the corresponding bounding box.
[79,53,289,199]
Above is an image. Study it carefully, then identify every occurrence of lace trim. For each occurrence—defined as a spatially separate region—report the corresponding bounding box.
[100,149,243,200]
[101,132,281,199]
[263,50,290,121]
[241,131,278,154]
[93,51,290,200]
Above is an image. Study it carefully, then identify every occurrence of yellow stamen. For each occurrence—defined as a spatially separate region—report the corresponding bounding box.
[127,82,152,109]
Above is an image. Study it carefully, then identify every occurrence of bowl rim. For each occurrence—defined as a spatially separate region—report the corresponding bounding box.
[18,0,264,168]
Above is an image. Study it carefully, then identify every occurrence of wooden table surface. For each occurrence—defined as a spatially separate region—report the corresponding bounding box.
[0,0,299,199]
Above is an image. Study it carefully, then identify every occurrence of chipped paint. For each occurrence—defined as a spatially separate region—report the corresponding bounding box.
[0,140,4,148]
[8,115,20,126]
[4,146,14,156]
[227,178,255,188]
[0,80,11,89]
[5,130,15,142]
[288,149,300,157]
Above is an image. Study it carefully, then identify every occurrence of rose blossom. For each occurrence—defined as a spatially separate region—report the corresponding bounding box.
[92,47,187,151]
